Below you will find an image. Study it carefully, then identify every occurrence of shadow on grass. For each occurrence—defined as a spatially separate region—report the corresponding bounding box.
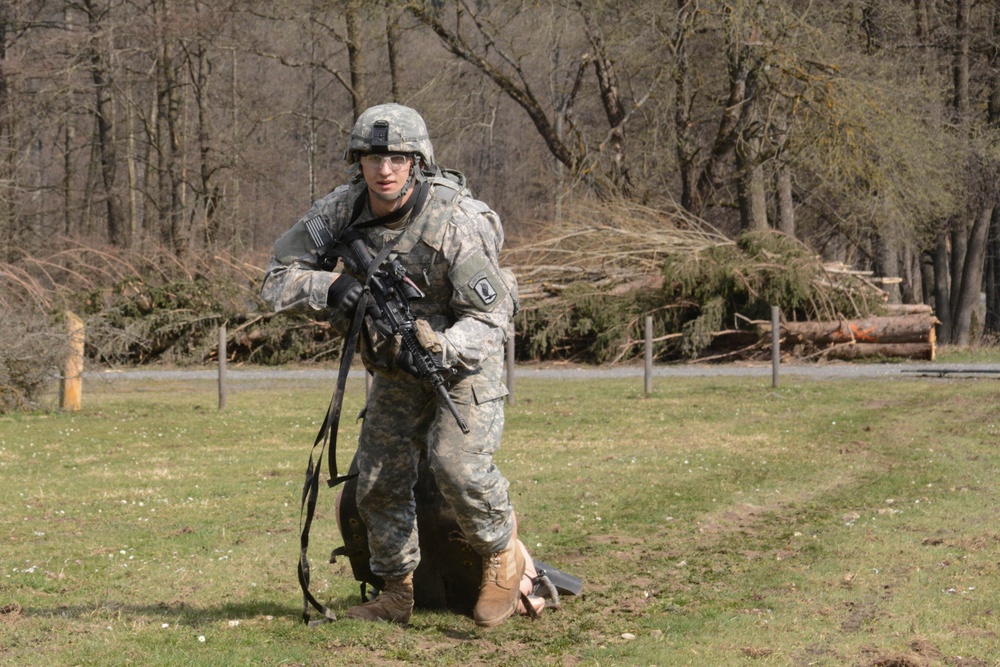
[15,599,307,625]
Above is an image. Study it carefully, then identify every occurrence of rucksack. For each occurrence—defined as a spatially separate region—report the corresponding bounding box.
[331,453,582,617]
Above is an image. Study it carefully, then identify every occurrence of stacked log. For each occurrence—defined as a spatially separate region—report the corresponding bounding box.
[762,313,939,361]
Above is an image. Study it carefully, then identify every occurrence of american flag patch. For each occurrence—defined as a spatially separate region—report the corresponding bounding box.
[304,216,333,249]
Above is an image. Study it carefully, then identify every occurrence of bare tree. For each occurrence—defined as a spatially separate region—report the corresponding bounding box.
[384,0,402,101]
[407,0,660,200]
[0,4,13,259]
[344,0,366,117]
[937,0,998,344]
[81,0,127,246]
[987,6,1000,336]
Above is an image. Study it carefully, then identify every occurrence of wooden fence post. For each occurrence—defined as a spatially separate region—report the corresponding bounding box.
[506,329,516,405]
[218,324,228,410]
[771,305,781,388]
[60,311,84,411]
[644,315,653,396]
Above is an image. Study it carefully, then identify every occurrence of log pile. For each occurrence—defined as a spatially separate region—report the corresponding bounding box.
[771,264,939,361]
[762,311,939,361]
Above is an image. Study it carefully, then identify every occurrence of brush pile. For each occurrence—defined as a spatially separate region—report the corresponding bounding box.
[0,243,338,374]
[504,201,894,362]
[1,197,921,401]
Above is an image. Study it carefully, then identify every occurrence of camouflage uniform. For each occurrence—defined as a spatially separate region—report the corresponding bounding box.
[261,166,517,581]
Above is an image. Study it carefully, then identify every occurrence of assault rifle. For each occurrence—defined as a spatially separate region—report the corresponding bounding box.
[323,229,470,434]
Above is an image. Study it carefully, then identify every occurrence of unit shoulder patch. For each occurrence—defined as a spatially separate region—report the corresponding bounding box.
[470,271,499,306]
[451,256,509,313]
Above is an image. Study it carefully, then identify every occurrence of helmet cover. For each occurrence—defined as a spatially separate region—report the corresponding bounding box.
[345,103,435,166]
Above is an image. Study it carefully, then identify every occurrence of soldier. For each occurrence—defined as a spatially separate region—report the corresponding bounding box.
[261,103,523,628]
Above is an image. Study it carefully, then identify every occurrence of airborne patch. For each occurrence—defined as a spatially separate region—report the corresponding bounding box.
[470,272,498,306]
[453,256,509,312]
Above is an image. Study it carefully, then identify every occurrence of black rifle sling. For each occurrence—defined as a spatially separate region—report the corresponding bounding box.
[297,187,425,625]
[297,291,365,625]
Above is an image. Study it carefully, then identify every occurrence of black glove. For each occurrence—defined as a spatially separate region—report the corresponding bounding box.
[395,348,422,378]
[327,276,365,320]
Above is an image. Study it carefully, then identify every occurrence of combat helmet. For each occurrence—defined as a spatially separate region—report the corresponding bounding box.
[345,103,435,166]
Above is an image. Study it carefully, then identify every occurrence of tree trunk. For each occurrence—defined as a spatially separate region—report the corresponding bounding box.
[696,5,761,220]
[933,230,953,342]
[736,133,767,231]
[155,0,187,257]
[385,0,402,101]
[63,5,77,237]
[579,2,633,195]
[949,223,968,324]
[860,2,884,53]
[345,0,366,118]
[900,243,922,305]
[953,0,971,122]
[823,342,934,361]
[125,78,138,246]
[914,0,930,44]
[83,0,127,247]
[774,117,795,237]
[408,1,576,173]
[673,1,699,214]
[986,206,1000,334]
[193,31,221,249]
[986,8,1000,334]
[952,204,993,345]
[872,231,901,304]
[989,4,1000,126]
[919,251,934,306]
[0,5,15,259]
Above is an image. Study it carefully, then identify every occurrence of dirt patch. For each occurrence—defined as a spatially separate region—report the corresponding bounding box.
[695,475,857,540]
[909,638,943,660]
[697,503,778,536]
[0,602,22,624]
[945,658,990,667]
[865,655,927,667]
[842,598,882,633]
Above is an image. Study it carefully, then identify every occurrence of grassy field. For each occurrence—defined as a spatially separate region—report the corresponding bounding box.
[1,368,998,666]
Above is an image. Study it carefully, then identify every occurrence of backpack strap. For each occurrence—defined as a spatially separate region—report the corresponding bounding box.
[297,225,410,625]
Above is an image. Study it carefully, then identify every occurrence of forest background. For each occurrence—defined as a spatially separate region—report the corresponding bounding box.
[2,0,1000,409]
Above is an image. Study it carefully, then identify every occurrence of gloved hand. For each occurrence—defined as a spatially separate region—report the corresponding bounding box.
[395,348,422,378]
[327,275,378,321]
[396,320,443,378]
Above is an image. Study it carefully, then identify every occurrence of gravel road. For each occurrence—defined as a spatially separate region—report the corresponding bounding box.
[86,361,1000,383]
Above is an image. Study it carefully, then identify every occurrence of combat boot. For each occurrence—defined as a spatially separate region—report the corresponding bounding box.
[344,573,414,624]
[472,537,525,628]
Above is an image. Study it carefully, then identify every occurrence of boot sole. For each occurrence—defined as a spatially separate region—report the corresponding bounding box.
[473,600,516,629]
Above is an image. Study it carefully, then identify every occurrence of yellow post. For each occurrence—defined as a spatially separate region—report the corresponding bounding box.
[60,311,84,411]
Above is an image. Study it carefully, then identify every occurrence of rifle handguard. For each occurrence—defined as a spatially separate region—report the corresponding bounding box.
[399,327,470,434]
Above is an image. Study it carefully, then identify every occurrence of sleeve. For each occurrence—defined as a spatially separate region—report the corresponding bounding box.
[435,201,515,370]
[259,195,342,315]
[260,254,335,313]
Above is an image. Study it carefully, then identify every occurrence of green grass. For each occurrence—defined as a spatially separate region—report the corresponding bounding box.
[935,343,1000,364]
[2,372,999,666]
